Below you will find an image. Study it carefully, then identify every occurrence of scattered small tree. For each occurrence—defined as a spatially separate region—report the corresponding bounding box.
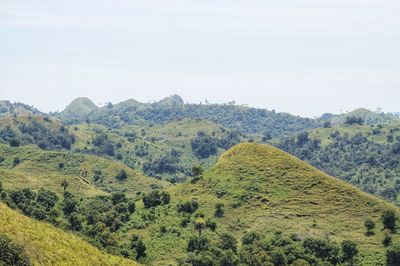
[116,169,128,181]
[387,243,400,265]
[61,179,69,193]
[364,219,375,235]
[382,209,397,232]
[194,218,206,237]
[214,203,225,217]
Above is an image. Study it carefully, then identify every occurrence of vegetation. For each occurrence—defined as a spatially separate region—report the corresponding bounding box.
[276,122,400,203]
[0,203,137,265]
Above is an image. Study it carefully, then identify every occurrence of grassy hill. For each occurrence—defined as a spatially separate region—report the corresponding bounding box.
[0,144,169,196]
[322,108,397,126]
[276,121,400,203]
[59,97,99,122]
[125,143,399,265]
[0,203,137,266]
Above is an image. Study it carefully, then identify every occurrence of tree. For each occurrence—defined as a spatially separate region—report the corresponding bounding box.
[36,189,58,211]
[382,209,397,232]
[192,165,204,178]
[387,243,400,265]
[364,219,375,235]
[0,234,31,266]
[160,191,171,205]
[62,197,77,215]
[214,203,225,217]
[194,218,206,237]
[218,233,237,252]
[341,240,358,262]
[9,139,20,147]
[111,192,127,205]
[68,212,82,231]
[116,169,128,181]
[61,179,69,193]
[131,235,146,260]
[127,200,136,214]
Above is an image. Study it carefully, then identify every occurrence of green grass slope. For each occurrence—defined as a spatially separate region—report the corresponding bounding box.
[0,203,137,266]
[0,144,169,196]
[128,143,399,265]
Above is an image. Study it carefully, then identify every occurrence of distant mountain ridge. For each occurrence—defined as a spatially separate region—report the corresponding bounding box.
[56,95,321,137]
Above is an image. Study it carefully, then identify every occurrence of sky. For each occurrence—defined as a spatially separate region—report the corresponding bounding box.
[0,0,399,117]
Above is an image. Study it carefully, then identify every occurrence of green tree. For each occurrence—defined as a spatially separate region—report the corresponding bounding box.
[341,240,358,262]
[382,209,397,232]
[214,203,225,217]
[116,169,128,181]
[61,179,69,193]
[364,219,375,235]
[387,243,400,265]
[68,212,82,231]
[194,218,206,237]
[0,234,31,266]
[218,233,237,252]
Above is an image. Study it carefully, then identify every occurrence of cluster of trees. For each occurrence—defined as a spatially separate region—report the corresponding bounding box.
[143,149,184,178]
[277,131,400,202]
[191,130,241,159]
[182,231,359,266]
[5,187,59,222]
[0,120,75,150]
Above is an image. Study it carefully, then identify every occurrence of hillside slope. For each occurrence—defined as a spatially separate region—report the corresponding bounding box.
[276,122,400,203]
[0,203,137,266]
[0,144,169,196]
[128,143,399,265]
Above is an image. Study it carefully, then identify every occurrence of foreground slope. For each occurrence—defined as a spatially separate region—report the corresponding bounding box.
[130,143,399,264]
[0,203,137,266]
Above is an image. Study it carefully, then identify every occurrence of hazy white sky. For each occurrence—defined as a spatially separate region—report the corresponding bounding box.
[0,0,399,117]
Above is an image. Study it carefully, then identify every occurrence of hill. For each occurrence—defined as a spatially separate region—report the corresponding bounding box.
[59,97,99,122]
[276,121,400,203]
[58,96,320,137]
[124,143,399,265]
[321,108,397,126]
[0,203,137,265]
[0,144,169,196]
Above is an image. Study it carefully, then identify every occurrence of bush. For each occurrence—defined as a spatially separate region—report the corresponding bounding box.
[0,234,31,266]
[364,218,375,235]
[387,243,400,265]
[341,240,358,262]
[116,169,128,181]
[142,191,170,208]
[177,200,199,214]
[382,209,397,232]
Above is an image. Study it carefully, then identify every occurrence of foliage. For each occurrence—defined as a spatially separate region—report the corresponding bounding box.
[0,234,31,266]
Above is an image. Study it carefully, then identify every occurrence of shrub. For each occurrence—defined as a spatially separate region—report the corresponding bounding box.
[177,200,199,214]
[341,240,358,262]
[387,243,400,265]
[0,234,31,266]
[116,169,128,181]
[382,209,397,232]
[364,218,375,235]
